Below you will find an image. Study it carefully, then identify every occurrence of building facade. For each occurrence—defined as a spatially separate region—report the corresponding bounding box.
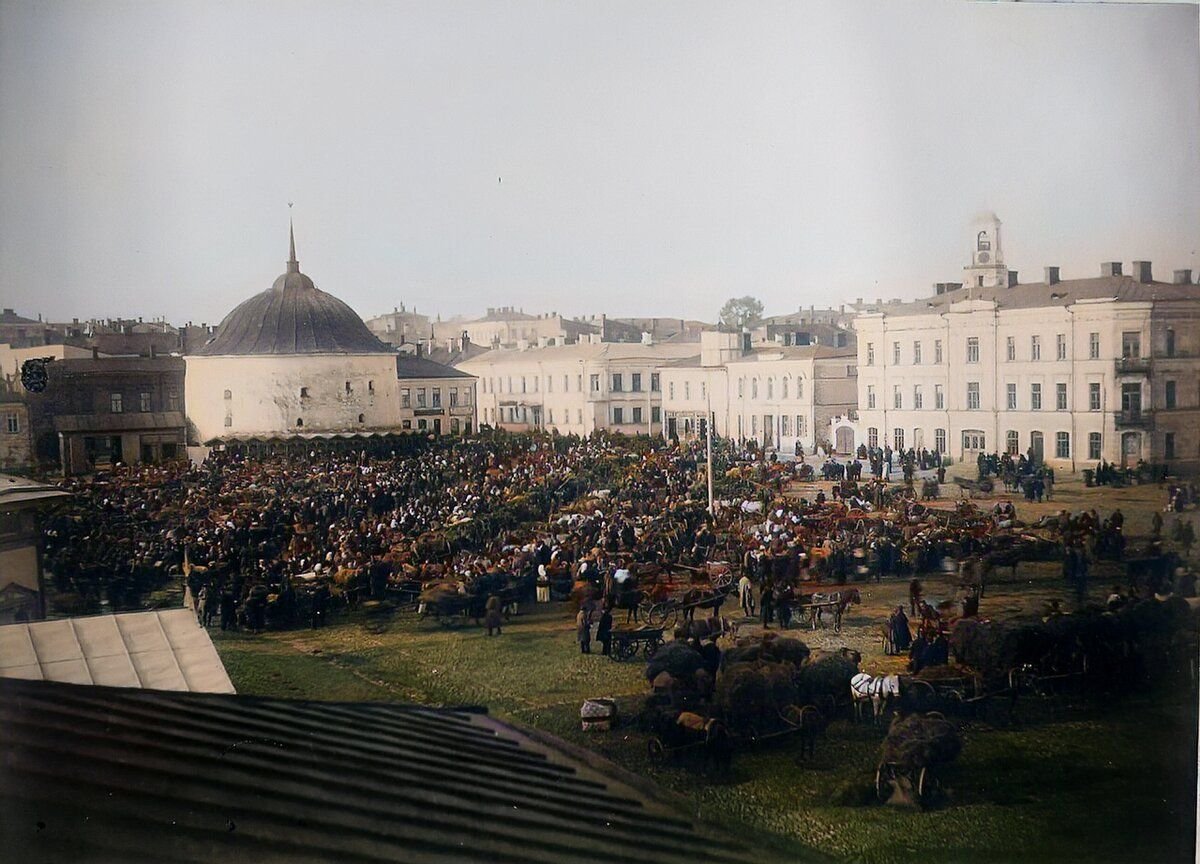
[395,355,477,435]
[854,228,1200,472]
[0,475,69,622]
[365,304,432,348]
[459,342,698,435]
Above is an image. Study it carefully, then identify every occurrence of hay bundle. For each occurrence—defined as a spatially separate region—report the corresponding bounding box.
[724,633,811,669]
[879,713,962,772]
[950,618,1048,681]
[645,640,703,683]
[795,653,858,703]
[714,660,798,734]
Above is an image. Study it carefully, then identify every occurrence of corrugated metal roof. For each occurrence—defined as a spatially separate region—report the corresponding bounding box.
[0,677,761,864]
[0,609,234,693]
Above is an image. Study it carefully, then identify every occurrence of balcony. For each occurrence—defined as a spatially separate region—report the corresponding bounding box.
[1114,357,1152,376]
[1115,410,1154,430]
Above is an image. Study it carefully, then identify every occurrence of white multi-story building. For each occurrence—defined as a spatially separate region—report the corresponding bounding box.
[854,216,1200,472]
[658,331,858,454]
[458,341,697,435]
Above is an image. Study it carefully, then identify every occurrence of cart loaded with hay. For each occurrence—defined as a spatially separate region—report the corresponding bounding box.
[875,713,962,808]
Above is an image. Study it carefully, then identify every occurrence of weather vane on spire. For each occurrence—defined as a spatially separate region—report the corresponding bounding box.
[287,203,299,273]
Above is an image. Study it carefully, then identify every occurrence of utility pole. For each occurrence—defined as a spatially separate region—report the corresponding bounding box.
[706,381,715,516]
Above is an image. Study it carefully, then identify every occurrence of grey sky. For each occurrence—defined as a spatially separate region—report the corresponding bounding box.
[1,0,1197,326]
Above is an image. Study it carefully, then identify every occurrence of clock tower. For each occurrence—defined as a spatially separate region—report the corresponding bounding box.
[963,212,1008,290]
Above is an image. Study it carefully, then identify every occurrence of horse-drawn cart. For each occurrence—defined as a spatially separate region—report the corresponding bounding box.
[609,626,666,662]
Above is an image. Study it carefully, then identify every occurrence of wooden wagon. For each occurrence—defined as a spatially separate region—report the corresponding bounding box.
[608,626,666,662]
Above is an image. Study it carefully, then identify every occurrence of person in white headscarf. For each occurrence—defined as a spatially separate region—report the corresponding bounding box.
[536,564,550,603]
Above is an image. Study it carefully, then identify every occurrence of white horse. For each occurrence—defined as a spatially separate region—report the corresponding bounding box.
[851,672,901,723]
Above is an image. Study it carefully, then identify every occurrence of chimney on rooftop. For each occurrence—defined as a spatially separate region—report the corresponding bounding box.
[1173,269,1193,285]
[1132,261,1153,283]
[1045,267,1060,286]
[1007,271,1019,288]
[1101,261,1123,277]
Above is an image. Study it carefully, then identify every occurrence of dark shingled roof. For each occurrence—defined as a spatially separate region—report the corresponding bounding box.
[196,231,390,356]
[0,677,763,864]
[396,354,475,380]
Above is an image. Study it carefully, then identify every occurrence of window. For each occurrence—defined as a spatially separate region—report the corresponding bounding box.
[931,384,942,410]
[913,342,922,365]
[1055,431,1070,459]
[1057,334,1067,361]
[684,382,691,400]
[223,389,232,401]
[934,340,943,364]
[967,382,980,410]
[651,406,660,423]
[1165,432,1176,460]
[935,428,946,453]
[751,415,758,437]
[223,416,232,428]
[1121,332,1141,359]
[296,417,304,427]
[451,418,460,433]
[913,385,922,409]
[590,374,600,393]
[1030,383,1042,410]
[893,427,905,450]
[962,430,985,451]
[967,337,980,363]
[631,373,642,392]
[345,380,352,394]
[797,415,806,436]
[866,343,875,365]
[1165,380,1177,409]
[418,419,427,430]
[450,389,459,408]
[358,413,365,423]
[1089,332,1100,359]
[417,388,427,408]
[299,387,309,399]
[547,375,553,393]
[139,392,151,412]
[781,415,790,436]
[1089,383,1101,411]
[402,420,412,430]
[893,386,902,409]
[110,393,123,414]
[168,389,180,411]
[401,389,411,408]
[563,375,569,392]
[868,427,879,448]
[767,378,774,399]
[893,342,901,365]
[669,382,676,399]
[751,378,759,399]
[867,385,876,409]
[1088,432,1102,460]
[548,409,554,424]
[1166,329,1175,358]
[613,407,624,424]
[5,414,19,434]
[612,374,623,392]
[577,375,583,392]
[577,409,583,424]
[632,406,643,424]
[521,377,528,393]
[368,380,374,393]
[1006,430,1019,454]
[738,378,745,398]
[432,388,442,408]
[796,378,803,399]
[1006,383,1017,410]
[1056,383,1067,411]
[651,373,660,392]
[1031,335,1041,361]
[1006,336,1015,361]
[701,382,706,398]
[782,377,789,399]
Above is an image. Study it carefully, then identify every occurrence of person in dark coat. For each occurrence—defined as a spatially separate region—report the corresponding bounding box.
[219,589,238,631]
[485,594,503,636]
[596,606,613,656]
[889,606,912,653]
[760,577,775,629]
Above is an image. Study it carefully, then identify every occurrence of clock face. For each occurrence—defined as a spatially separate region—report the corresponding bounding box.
[977,252,990,264]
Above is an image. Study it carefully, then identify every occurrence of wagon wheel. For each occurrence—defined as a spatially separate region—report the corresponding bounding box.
[642,637,662,659]
[833,608,843,635]
[648,602,677,628]
[917,766,940,804]
[615,639,638,662]
[874,763,892,802]
[647,737,667,763]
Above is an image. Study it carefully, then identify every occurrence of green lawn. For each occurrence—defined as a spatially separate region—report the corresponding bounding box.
[214,594,1198,864]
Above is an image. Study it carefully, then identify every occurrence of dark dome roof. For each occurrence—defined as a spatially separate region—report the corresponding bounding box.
[196,232,390,357]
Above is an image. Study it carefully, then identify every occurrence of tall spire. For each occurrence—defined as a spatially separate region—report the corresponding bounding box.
[287,205,300,273]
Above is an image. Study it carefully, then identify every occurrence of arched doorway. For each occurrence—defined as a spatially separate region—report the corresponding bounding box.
[835,426,854,454]
[1121,431,1141,468]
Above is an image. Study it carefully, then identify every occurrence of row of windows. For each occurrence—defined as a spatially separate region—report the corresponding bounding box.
[610,406,661,425]
[734,415,810,439]
[734,376,805,400]
[482,372,660,396]
[865,331,1121,366]
[400,387,471,409]
[110,391,179,414]
[863,427,1087,459]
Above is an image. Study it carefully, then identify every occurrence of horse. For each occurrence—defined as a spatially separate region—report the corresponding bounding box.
[799,588,862,631]
[850,672,901,723]
[679,587,730,623]
[611,588,646,623]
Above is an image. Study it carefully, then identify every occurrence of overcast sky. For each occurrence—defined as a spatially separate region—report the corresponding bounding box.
[1,0,1197,326]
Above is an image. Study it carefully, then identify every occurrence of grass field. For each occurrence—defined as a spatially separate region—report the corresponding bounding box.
[213,476,1199,863]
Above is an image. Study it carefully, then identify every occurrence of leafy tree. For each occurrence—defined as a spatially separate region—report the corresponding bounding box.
[718,296,764,331]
